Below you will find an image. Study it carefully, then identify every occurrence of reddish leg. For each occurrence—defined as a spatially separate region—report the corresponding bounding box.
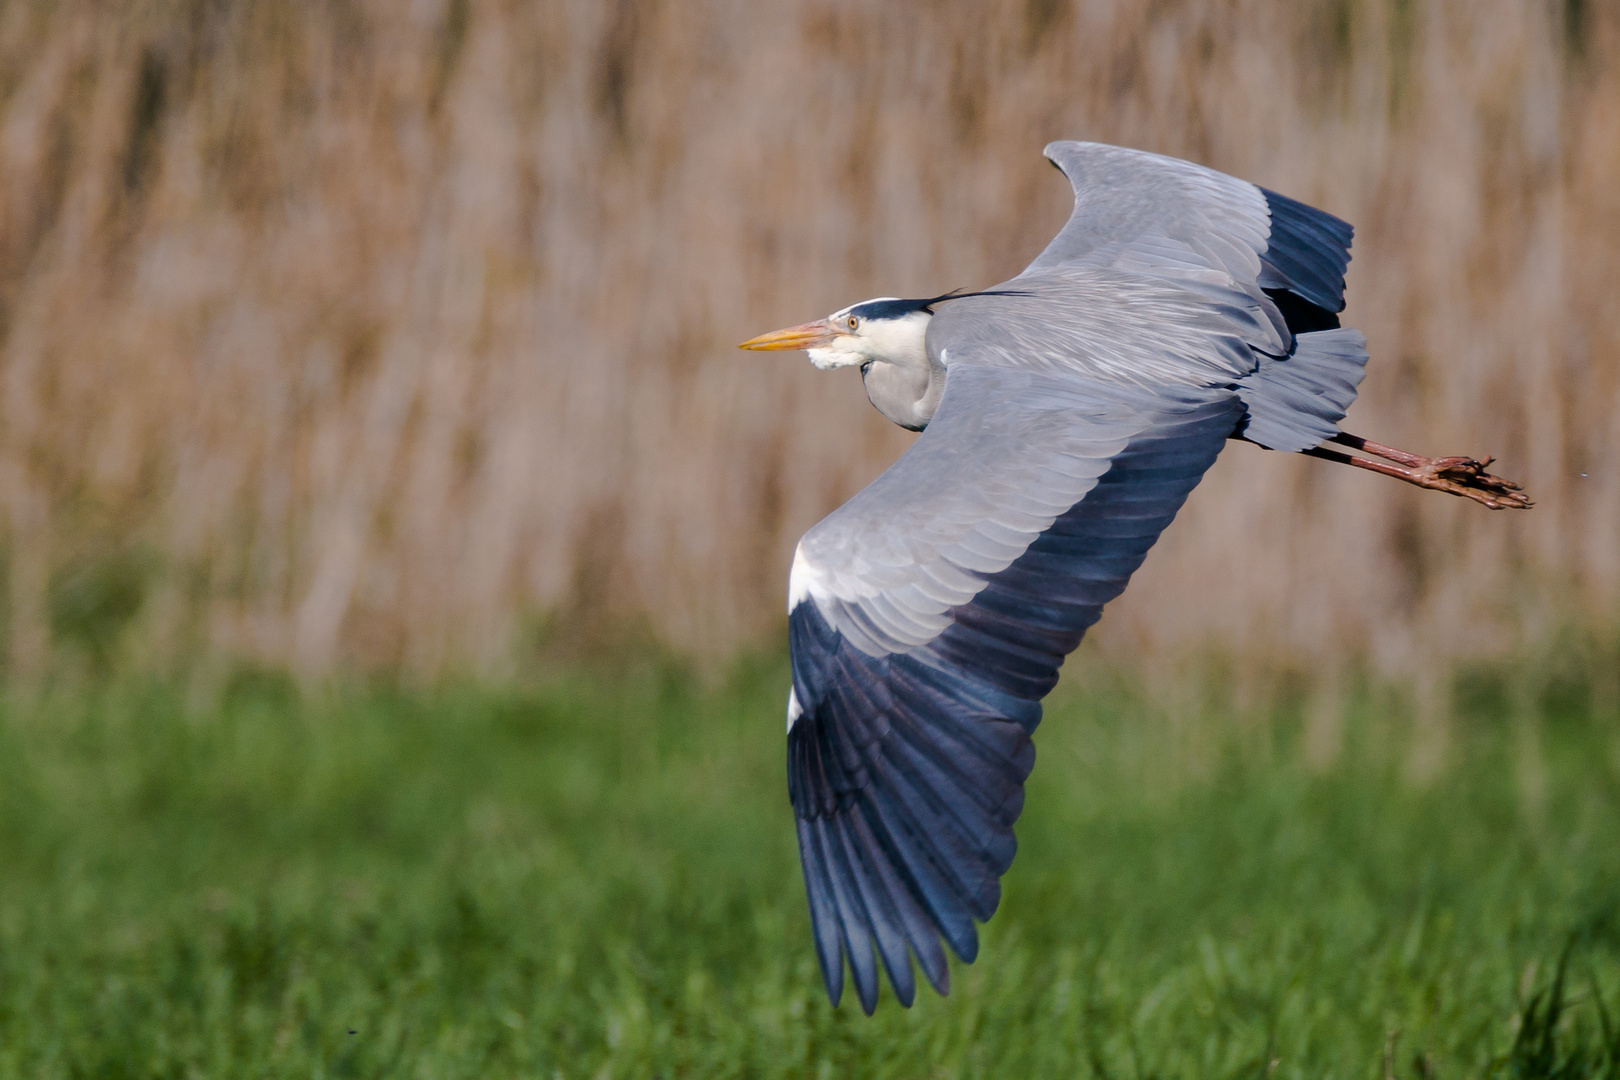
[1302,432,1533,510]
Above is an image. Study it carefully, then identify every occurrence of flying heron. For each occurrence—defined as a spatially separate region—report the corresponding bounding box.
[738,141,1530,1015]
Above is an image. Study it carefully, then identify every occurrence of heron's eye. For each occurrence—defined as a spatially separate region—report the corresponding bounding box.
[847,316,859,330]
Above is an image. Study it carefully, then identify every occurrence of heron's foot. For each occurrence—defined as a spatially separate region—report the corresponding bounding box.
[1410,455,1533,510]
[1308,435,1534,509]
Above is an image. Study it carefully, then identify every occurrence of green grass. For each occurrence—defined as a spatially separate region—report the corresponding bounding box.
[1,656,1618,1078]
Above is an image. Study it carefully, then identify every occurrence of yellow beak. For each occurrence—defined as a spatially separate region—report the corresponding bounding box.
[737,320,839,351]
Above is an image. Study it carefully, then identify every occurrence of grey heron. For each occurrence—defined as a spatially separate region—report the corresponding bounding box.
[738,141,1530,1014]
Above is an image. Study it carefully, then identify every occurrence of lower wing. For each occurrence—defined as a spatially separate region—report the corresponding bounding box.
[786,363,1244,1012]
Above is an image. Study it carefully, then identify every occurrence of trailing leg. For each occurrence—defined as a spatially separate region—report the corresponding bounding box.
[1302,432,1532,510]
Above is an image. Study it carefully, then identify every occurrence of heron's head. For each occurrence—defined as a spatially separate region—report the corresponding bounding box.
[738,297,935,371]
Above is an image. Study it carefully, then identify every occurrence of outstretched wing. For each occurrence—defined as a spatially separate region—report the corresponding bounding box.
[1019,141,1364,451]
[1028,141,1353,326]
[787,361,1243,1013]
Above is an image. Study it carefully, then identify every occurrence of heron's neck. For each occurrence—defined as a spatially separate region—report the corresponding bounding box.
[858,317,943,431]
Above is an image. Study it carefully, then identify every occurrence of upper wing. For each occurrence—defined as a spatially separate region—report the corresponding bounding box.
[1012,141,1364,451]
[787,361,1243,1013]
[1027,141,1352,322]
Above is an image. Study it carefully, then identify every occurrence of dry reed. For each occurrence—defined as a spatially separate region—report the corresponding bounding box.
[0,0,1615,681]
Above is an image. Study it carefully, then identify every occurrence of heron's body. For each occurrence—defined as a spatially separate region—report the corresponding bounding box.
[739,141,1528,1015]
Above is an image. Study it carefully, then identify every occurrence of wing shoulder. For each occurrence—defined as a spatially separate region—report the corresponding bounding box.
[1025,141,1271,284]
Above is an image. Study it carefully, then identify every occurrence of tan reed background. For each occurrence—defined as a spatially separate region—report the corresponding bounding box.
[0,0,1616,682]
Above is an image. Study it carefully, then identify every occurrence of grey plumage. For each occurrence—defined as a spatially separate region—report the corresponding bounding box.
[770,141,1365,1013]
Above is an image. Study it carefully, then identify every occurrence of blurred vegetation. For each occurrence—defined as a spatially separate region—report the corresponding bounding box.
[1,654,1618,1076]
[0,0,1616,679]
[47,542,154,671]
[1,3,1613,1071]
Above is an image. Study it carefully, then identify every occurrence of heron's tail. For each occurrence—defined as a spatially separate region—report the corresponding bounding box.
[1234,328,1369,453]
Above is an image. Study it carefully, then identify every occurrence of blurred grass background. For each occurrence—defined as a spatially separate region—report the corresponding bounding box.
[1,1,1619,1074]
[3,660,1620,1077]
[0,0,1616,680]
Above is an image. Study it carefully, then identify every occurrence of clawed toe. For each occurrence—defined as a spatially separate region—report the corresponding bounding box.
[1421,457,1533,509]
